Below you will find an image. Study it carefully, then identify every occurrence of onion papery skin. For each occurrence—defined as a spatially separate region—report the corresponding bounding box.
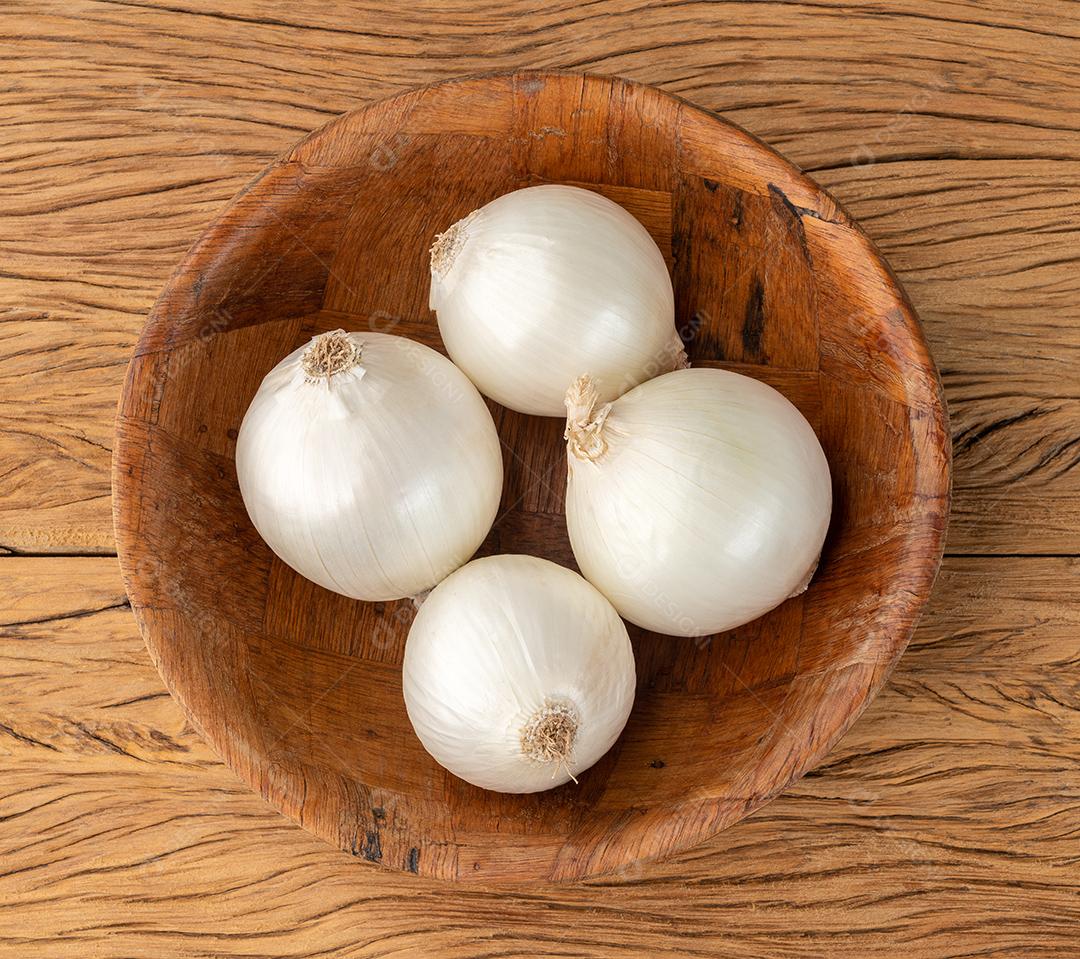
[430,184,685,417]
[565,368,832,637]
[402,555,636,793]
[236,330,503,602]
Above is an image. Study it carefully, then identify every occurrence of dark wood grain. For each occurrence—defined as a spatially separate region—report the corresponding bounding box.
[111,71,950,883]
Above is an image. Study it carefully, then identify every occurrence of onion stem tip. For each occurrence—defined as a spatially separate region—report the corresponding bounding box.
[301,330,363,382]
[564,374,612,463]
[520,699,579,768]
[430,210,478,278]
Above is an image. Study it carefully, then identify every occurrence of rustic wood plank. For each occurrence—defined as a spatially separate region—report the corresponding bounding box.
[1,2,1079,553]
[2,0,1079,950]
[1,555,1077,956]
[812,160,1080,554]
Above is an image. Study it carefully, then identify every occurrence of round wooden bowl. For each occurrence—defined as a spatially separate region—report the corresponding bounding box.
[113,71,950,884]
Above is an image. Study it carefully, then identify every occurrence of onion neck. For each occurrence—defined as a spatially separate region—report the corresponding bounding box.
[564,374,612,463]
[302,330,363,383]
[671,332,691,371]
[520,699,579,782]
[430,209,477,280]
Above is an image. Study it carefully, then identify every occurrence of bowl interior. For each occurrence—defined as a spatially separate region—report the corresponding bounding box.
[113,71,949,883]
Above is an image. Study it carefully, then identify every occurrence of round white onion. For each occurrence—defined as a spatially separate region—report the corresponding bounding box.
[236,330,503,601]
[564,369,832,637]
[429,184,686,417]
[402,554,636,793]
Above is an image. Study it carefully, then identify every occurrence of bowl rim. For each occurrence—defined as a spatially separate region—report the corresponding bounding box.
[112,68,951,884]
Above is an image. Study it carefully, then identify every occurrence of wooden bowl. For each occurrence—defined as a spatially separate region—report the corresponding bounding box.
[113,71,950,884]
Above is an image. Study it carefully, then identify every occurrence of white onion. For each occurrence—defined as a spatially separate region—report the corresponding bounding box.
[402,554,636,793]
[236,330,503,601]
[564,369,831,637]
[429,184,686,417]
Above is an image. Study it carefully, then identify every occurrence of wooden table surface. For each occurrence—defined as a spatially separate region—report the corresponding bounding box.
[2,2,1078,956]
